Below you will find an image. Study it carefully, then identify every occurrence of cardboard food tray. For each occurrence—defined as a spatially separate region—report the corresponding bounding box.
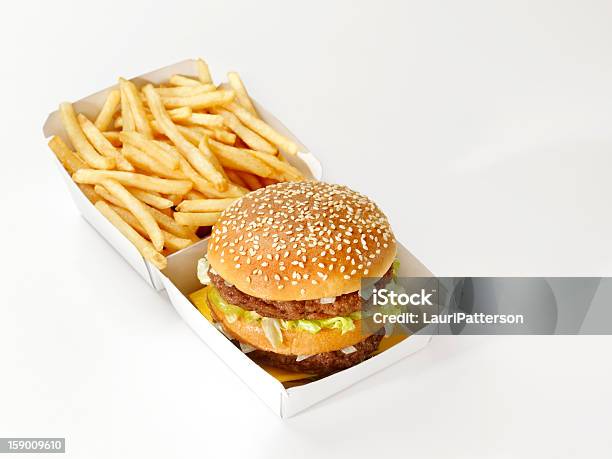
[161,239,435,418]
[42,59,322,290]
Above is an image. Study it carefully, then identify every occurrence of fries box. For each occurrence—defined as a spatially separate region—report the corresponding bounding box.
[42,59,322,291]
[160,239,433,418]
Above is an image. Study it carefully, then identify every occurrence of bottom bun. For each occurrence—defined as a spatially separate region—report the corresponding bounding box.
[209,300,371,355]
[248,332,384,374]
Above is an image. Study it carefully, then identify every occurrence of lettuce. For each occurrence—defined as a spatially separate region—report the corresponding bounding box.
[207,286,359,337]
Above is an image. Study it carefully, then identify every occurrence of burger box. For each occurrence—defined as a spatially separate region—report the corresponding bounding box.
[41,59,439,417]
[42,59,322,291]
[160,239,436,418]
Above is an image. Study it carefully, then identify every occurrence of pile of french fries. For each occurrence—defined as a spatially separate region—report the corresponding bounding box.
[48,58,305,270]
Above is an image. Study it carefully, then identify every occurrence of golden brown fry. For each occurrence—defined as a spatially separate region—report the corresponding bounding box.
[109,203,192,251]
[224,169,248,188]
[146,205,197,240]
[175,154,246,198]
[103,131,122,146]
[143,84,227,191]
[79,184,101,203]
[161,89,234,110]
[260,177,278,187]
[196,58,212,84]
[176,198,237,212]
[119,81,136,132]
[48,135,86,174]
[155,85,215,97]
[207,139,274,177]
[166,106,192,122]
[182,112,224,128]
[223,101,298,155]
[95,89,121,131]
[120,131,179,170]
[174,211,221,227]
[185,190,207,200]
[227,71,258,116]
[78,114,134,172]
[100,179,164,251]
[169,74,204,87]
[164,194,183,206]
[121,144,185,179]
[95,201,167,269]
[72,169,192,195]
[236,170,263,190]
[212,107,276,153]
[59,102,115,169]
[250,149,304,181]
[120,78,153,138]
[128,188,174,209]
[94,184,125,208]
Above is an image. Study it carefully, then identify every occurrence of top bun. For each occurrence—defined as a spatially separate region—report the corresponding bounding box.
[207,181,396,301]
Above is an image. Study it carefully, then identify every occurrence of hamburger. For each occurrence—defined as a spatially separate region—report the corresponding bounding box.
[197,181,397,375]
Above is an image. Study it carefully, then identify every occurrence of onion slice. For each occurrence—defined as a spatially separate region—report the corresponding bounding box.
[341,345,358,354]
[319,296,336,304]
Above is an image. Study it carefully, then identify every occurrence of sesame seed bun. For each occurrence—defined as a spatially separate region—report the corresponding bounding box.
[207,181,396,301]
[208,299,371,355]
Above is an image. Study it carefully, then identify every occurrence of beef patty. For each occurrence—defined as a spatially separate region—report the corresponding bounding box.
[248,332,384,374]
[209,266,393,320]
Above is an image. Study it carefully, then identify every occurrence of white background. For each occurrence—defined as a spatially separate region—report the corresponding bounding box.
[1,1,612,457]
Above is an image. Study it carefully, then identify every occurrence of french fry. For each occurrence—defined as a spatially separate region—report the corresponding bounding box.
[165,194,183,206]
[182,112,224,128]
[224,169,247,188]
[120,78,153,138]
[109,203,192,252]
[79,184,101,203]
[212,107,276,154]
[100,179,164,251]
[196,58,212,84]
[250,149,304,181]
[155,85,215,97]
[145,205,197,240]
[121,144,185,179]
[175,155,246,198]
[72,169,192,195]
[94,184,126,208]
[128,188,173,209]
[103,131,122,146]
[161,89,235,110]
[207,139,274,177]
[95,201,166,269]
[185,190,207,200]
[120,132,179,170]
[227,71,258,116]
[166,106,192,122]
[78,114,134,172]
[143,84,227,191]
[176,198,237,212]
[119,81,136,132]
[168,123,236,147]
[236,171,263,190]
[48,135,86,174]
[59,102,114,169]
[223,101,298,155]
[169,74,205,87]
[95,89,121,131]
[174,212,221,227]
[260,177,278,187]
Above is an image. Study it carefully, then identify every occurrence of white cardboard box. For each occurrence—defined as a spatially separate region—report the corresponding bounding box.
[41,59,435,417]
[42,59,322,290]
[160,239,434,418]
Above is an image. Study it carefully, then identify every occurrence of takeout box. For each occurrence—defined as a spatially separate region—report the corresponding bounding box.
[41,59,436,417]
[42,59,322,290]
[160,239,434,418]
